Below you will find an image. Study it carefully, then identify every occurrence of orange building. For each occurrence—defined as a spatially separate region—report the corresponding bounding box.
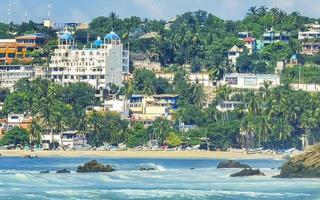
[0,33,45,64]
[0,39,17,64]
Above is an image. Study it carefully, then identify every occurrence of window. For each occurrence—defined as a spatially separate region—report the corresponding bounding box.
[244,78,257,85]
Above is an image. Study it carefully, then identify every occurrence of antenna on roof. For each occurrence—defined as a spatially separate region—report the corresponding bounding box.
[48,3,52,19]
[7,1,12,25]
[24,0,28,22]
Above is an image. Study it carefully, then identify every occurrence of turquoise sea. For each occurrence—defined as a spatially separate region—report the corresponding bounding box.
[0,157,319,200]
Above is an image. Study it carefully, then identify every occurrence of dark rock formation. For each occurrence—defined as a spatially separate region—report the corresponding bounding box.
[24,155,37,159]
[77,160,115,173]
[217,160,251,168]
[40,170,50,173]
[275,145,320,178]
[139,167,156,171]
[56,169,71,173]
[230,168,265,177]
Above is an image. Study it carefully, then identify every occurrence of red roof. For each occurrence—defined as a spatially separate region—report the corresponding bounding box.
[244,37,255,42]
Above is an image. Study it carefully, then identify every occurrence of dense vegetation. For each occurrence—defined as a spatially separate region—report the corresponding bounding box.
[1,7,320,150]
[0,7,319,73]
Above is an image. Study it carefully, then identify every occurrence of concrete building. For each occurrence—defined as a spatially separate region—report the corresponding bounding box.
[43,19,54,28]
[0,34,45,64]
[228,45,243,66]
[262,29,289,46]
[238,32,256,54]
[0,65,34,90]
[220,73,280,90]
[216,101,244,112]
[47,31,129,98]
[156,72,216,87]
[299,23,320,55]
[103,99,126,114]
[133,53,161,72]
[42,130,85,149]
[0,114,32,136]
[129,94,179,124]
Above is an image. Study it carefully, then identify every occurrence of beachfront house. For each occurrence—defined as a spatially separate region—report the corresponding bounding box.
[42,130,86,150]
[129,94,179,125]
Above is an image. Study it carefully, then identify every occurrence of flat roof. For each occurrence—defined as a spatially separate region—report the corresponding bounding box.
[225,73,279,78]
[0,39,16,43]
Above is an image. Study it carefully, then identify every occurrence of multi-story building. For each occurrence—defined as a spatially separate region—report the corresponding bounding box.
[0,34,45,64]
[220,73,280,90]
[299,23,320,55]
[238,32,256,54]
[47,31,129,98]
[0,65,34,90]
[129,94,179,124]
[0,39,16,64]
[262,29,289,46]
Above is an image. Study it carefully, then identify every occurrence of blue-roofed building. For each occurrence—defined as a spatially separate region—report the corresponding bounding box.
[104,31,120,41]
[48,30,129,100]
[93,37,103,48]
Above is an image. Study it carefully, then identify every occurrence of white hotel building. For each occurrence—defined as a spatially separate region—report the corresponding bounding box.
[47,31,129,97]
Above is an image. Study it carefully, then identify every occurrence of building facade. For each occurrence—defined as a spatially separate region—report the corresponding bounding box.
[129,94,179,124]
[0,34,45,64]
[156,72,215,87]
[262,29,289,46]
[47,31,129,97]
[228,45,243,66]
[220,73,280,90]
[238,32,256,54]
[299,23,320,55]
[0,65,34,90]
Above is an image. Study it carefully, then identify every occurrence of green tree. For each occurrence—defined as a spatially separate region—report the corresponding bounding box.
[166,132,182,147]
[0,127,29,146]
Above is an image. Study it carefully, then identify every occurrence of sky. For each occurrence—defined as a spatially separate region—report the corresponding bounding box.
[0,0,319,23]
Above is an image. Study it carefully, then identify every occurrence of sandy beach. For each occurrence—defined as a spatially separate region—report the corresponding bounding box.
[0,150,283,160]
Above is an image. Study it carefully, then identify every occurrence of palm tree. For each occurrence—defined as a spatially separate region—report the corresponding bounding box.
[240,114,255,149]
[39,82,57,149]
[152,118,171,145]
[189,82,206,108]
[27,117,43,146]
[247,90,261,115]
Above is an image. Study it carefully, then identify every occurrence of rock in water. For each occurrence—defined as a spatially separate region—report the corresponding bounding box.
[56,169,71,173]
[217,160,251,168]
[275,145,320,178]
[139,167,156,171]
[77,160,115,173]
[230,168,265,177]
[40,170,49,173]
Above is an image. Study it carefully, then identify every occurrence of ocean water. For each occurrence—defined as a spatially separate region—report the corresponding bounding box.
[0,156,319,200]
